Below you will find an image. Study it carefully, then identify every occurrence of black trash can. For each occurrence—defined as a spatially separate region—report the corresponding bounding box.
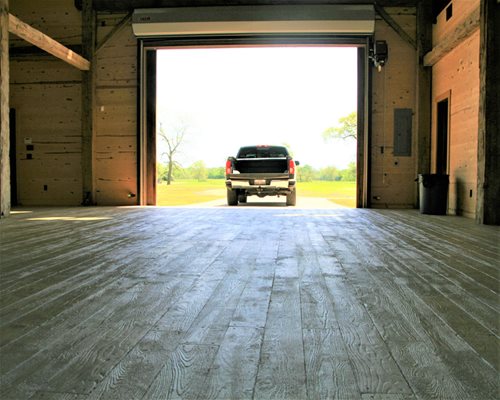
[418,174,449,215]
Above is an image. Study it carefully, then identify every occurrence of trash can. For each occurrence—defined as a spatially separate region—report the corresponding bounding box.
[418,174,449,215]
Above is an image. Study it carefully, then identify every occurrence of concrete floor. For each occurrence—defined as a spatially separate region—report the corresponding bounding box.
[0,206,498,399]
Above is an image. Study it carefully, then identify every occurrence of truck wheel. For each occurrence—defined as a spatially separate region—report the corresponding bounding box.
[227,189,238,206]
[286,189,297,206]
[238,194,247,203]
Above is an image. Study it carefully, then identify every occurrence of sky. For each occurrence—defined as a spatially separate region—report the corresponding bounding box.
[156,46,357,169]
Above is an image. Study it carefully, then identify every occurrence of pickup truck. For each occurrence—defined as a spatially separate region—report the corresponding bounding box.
[225,145,299,206]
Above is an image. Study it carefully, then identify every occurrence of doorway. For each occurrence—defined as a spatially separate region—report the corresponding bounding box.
[9,109,17,206]
[139,36,370,208]
[154,46,359,208]
[436,97,449,175]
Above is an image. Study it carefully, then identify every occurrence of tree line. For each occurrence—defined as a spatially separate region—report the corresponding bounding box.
[158,110,357,184]
[157,161,356,183]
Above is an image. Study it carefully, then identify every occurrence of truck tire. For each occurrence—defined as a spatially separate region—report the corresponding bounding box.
[238,194,247,203]
[227,189,238,206]
[286,189,297,206]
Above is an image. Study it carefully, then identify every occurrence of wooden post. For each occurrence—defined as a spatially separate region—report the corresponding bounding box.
[357,45,369,208]
[146,50,157,206]
[477,0,500,225]
[0,0,10,217]
[81,0,95,205]
[415,0,433,182]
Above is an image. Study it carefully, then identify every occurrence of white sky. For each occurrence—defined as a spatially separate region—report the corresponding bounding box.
[156,46,357,169]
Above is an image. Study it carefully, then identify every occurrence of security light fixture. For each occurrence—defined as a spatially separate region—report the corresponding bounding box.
[370,40,388,72]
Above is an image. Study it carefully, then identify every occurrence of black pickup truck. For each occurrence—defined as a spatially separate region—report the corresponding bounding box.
[225,145,299,206]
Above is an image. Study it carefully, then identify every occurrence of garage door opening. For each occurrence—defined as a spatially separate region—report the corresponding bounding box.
[154,46,358,208]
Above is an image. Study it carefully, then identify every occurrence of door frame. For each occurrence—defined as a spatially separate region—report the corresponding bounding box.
[139,34,372,207]
[434,90,451,175]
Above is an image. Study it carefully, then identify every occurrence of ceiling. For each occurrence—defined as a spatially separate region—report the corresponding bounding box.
[74,1,452,22]
[76,0,420,12]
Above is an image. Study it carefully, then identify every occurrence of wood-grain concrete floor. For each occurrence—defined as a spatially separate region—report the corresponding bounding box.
[0,206,498,400]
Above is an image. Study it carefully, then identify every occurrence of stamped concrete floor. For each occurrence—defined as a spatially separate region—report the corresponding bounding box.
[0,206,498,400]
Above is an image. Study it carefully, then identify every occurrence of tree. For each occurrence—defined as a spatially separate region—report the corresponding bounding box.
[298,164,316,182]
[158,122,188,185]
[339,162,356,181]
[190,160,207,181]
[322,111,357,141]
[319,166,339,181]
[207,167,225,179]
[157,163,169,183]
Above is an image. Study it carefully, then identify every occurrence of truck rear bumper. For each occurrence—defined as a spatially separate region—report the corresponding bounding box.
[226,180,296,197]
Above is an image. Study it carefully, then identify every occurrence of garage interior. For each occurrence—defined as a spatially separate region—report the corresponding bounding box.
[0,1,499,399]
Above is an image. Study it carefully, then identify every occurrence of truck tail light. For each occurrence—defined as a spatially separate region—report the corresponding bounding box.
[289,159,295,175]
[226,160,232,175]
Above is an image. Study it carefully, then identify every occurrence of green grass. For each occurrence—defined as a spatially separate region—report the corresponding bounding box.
[157,179,226,206]
[297,180,356,207]
[157,179,356,207]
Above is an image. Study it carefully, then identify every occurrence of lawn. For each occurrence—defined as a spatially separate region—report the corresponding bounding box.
[298,180,356,207]
[157,179,226,206]
[157,179,356,207]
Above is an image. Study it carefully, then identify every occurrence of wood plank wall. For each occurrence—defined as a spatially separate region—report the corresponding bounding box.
[8,1,423,210]
[9,1,138,206]
[370,7,418,209]
[95,13,137,205]
[9,1,487,218]
[431,0,480,218]
[9,0,83,206]
[0,0,9,216]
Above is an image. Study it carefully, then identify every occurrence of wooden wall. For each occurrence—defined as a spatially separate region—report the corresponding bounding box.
[431,0,480,218]
[0,0,9,216]
[12,2,485,215]
[370,7,418,208]
[95,13,137,205]
[9,1,138,206]
[10,0,83,206]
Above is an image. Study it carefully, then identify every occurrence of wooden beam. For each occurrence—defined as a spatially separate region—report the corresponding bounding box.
[423,7,480,67]
[96,11,133,53]
[8,13,90,71]
[0,0,10,217]
[415,0,432,178]
[374,4,417,50]
[86,0,419,12]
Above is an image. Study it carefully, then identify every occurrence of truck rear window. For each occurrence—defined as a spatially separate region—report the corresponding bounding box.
[237,146,289,159]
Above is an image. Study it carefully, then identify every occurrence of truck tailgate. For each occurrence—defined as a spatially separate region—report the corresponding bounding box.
[227,172,289,181]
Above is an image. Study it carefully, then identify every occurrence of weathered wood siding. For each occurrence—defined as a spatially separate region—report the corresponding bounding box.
[433,0,479,46]
[9,1,138,206]
[95,14,138,205]
[0,0,10,216]
[431,0,480,218]
[371,7,418,209]
[9,0,82,49]
[9,1,83,206]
